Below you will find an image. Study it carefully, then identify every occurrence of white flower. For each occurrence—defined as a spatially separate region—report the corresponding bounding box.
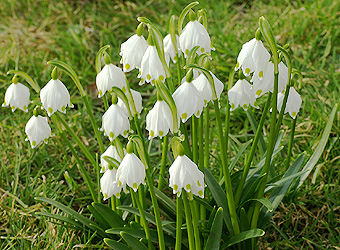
[228,79,258,111]
[120,34,148,72]
[172,80,204,122]
[163,34,181,63]
[179,20,213,58]
[100,145,125,173]
[2,82,30,112]
[25,115,52,148]
[115,152,146,193]
[192,72,224,106]
[251,61,288,98]
[40,79,73,116]
[117,89,143,117]
[146,100,177,139]
[96,64,126,98]
[277,87,302,119]
[169,154,204,198]
[235,38,270,78]
[138,45,166,85]
[100,168,122,200]
[101,104,130,141]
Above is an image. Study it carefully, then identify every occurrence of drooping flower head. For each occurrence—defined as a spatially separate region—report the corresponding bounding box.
[96,54,126,98]
[40,68,73,117]
[100,168,122,200]
[100,144,125,173]
[138,37,166,85]
[169,143,204,198]
[179,10,213,58]
[146,93,177,139]
[228,79,258,111]
[101,94,130,141]
[2,75,30,112]
[117,88,143,117]
[120,24,148,72]
[235,36,270,79]
[115,141,146,194]
[25,107,53,148]
[163,34,181,63]
[277,87,302,119]
[173,69,204,123]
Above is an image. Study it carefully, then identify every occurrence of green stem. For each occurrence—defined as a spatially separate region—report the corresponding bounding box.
[176,53,182,88]
[234,93,272,205]
[189,195,201,250]
[132,189,153,250]
[204,106,210,170]
[213,100,240,235]
[132,114,165,250]
[198,115,205,223]
[250,72,279,231]
[54,112,96,167]
[285,117,297,170]
[52,115,97,202]
[182,192,195,250]
[111,196,116,212]
[103,93,109,111]
[82,95,105,153]
[191,117,198,163]
[180,123,192,158]
[175,196,183,250]
[158,135,169,190]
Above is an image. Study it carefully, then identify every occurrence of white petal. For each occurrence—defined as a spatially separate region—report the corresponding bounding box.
[139,46,166,84]
[120,34,148,72]
[25,115,52,148]
[117,89,143,117]
[3,83,30,112]
[96,64,126,97]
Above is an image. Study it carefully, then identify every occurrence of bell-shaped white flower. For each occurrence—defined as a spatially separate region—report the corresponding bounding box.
[235,38,270,78]
[117,89,143,117]
[120,34,148,72]
[100,168,122,200]
[138,45,166,85]
[100,145,125,173]
[2,81,30,112]
[169,144,204,198]
[25,115,52,148]
[251,61,288,98]
[115,143,146,193]
[163,34,181,63]
[192,72,224,107]
[40,78,73,116]
[96,63,126,98]
[228,79,258,111]
[101,103,130,141]
[277,87,302,119]
[172,80,204,123]
[179,20,213,58]
[146,100,177,139]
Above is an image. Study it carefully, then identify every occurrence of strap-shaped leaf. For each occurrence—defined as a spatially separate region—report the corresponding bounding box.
[129,135,148,168]
[92,202,126,228]
[246,109,266,155]
[47,60,86,96]
[88,204,111,229]
[221,229,265,249]
[7,70,40,93]
[120,232,148,250]
[229,140,252,171]
[169,15,178,52]
[111,87,133,119]
[204,207,223,250]
[186,45,200,65]
[197,9,208,31]
[103,156,121,169]
[178,2,199,34]
[104,238,132,250]
[240,197,273,212]
[95,45,111,74]
[35,211,83,229]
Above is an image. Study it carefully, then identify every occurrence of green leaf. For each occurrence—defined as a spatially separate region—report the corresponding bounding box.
[204,168,234,235]
[7,70,40,93]
[47,60,85,96]
[35,197,106,238]
[169,15,178,52]
[178,1,199,34]
[154,188,178,220]
[103,156,120,169]
[88,204,111,229]
[104,238,131,250]
[35,212,82,229]
[204,207,223,250]
[246,109,266,155]
[221,229,265,249]
[186,46,200,65]
[240,197,273,212]
[229,140,252,171]
[120,232,148,250]
[92,202,126,228]
[298,103,337,187]
[95,45,110,74]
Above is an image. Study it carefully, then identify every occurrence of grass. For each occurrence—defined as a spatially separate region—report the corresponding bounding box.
[0,0,339,249]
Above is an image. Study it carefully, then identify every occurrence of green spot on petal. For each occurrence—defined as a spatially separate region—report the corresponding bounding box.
[61,106,66,112]
[125,64,130,70]
[101,166,105,171]
[133,183,137,190]
[24,105,28,110]
[110,132,115,138]
[182,113,187,121]
[32,141,36,146]
[200,47,205,53]
[256,89,262,96]
[231,103,235,109]
[185,49,189,55]
[11,106,15,110]
[173,184,178,191]
[204,99,207,105]
[292,111,297,118]
[235,62,239,69]
[116,193,120,198]
[147,74,151,80]
[44,138,48,142]
[186,184,191,190]
[104,193,108,198]
[259,71,263,78]
[159,131,163,137]
[119,180,122,186]
[196,110,200,116]
[141,78,144,83]
[99,90,102,96]
[48,107,53,114]
[243,104,248,109]
[197,180,201,187]
[245,68,250,75]
[122,86,126,93]
[150,130,154,137]
[159,75,164,81]
[198,190,203,197]
[124,130,128,136]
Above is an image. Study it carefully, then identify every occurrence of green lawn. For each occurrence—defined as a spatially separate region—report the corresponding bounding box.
[1,0,339,249]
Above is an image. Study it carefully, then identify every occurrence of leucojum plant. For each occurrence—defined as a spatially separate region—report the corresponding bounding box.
[2,2,337,249]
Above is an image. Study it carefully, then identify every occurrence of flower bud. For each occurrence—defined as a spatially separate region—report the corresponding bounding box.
[189,10,196,21]
[104,53,111,65]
